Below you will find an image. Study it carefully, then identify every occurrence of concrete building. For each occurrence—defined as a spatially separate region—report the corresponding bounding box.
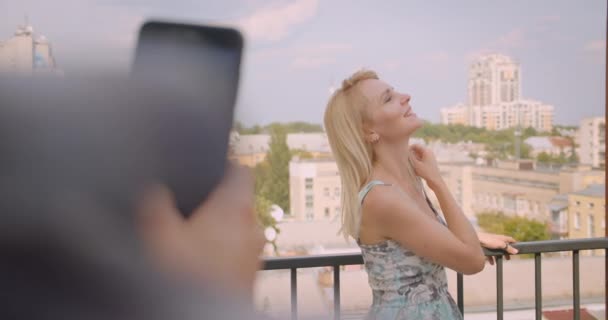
[286,133,332,158]
[576,117,605,169]
[229,132,332,167]
[229,133,270,167]
[567,184,605,255]
[422,161,605,238]
[287,151,603,240]
[289,158,341,222]
[548,193,569,239]
[471,162,603,221]
[468,54,521,107]
[461,100,554,132]
[501,100,553,132]
[525,136,574,157]
[440,103,467,125]
[441,54,554,132]
[0,23,62,76]
[436,162,475,218]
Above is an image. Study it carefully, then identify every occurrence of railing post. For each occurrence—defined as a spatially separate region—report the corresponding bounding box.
[496,255,503,320]
[333,265,341,320]
[573,250,580,320]
[291,268,298,320]
[457,273,464,315]
[534,253,542,320]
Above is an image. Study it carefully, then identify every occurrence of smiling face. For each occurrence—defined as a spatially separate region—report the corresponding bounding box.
[358,79,423,143]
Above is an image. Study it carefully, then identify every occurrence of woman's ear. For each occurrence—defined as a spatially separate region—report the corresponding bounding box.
[366,132,380,144]
[362,122,379,144]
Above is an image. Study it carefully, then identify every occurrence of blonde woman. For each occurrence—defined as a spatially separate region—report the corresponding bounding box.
[324,70,518,319]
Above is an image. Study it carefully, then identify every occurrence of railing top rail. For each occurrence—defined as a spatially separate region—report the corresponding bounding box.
[484,237,608,256]
[262,237,608,270]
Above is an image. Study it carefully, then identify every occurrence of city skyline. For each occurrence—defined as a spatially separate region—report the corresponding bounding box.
[441,53,555,132]
[0,0,605,126]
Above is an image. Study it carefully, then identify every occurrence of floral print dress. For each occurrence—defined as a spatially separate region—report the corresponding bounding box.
[357,180,463,320]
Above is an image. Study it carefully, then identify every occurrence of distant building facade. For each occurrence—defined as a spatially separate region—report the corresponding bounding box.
[440,54,553,132]
[0,23,62,76]
[289,158,341,221]
[525,136,574,158]
[547,185,606,255]
[576,117,605,169]
[230,132,332,167]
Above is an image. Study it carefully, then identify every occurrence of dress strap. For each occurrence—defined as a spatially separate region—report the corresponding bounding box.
[358,180,391,205]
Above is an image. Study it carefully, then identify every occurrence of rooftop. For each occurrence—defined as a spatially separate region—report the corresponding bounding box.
[572,184,605,198]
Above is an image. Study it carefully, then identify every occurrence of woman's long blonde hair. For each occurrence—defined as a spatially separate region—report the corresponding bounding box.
[324,70,378,240]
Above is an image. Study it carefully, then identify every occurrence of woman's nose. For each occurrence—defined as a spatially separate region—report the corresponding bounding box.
[400,94,411,105]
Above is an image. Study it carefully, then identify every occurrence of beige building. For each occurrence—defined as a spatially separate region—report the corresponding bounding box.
[288,155,604,237]
[230,132,332,167]
[441,54,554,132]
[525,136,574,157]
[468,54,521,107]
[0,24,61,76]
[286,133,332,158]
[576,117,605,169]
[289,158,341,221]
[440,103,467,125]
[442,100,554,133]
[425,161,604,237]
[567,184,605,255]
[436,162,475,218]
[229,133,270,167]
[471,162,603,220]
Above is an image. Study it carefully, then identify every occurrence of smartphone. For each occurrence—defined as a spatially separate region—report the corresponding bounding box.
[131,21,244,217]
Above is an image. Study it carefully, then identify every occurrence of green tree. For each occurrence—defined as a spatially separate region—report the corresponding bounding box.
[536,151,551,163]
[248,124,263,134]
[568,150,579,164]
[477,211,550,243]
[282,122,324,133]
[260,125,291,212]
[253,162,279,251]
[254,161,270,194]
[233,121,245,133]
[291,149,314,159]
[522,126,538,138]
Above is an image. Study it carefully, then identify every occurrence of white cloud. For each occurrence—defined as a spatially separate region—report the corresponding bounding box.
[465,48,494,62]
[583,39,605,65]
[291,56,334,69]
[584,39,606,52]
[466,28,525,63]
[236,0,319,42]
[289,42,352,69]
[494,28,525,49]
[423,51,449,64]
[381,59,403,70]
[251,41,352,69]
[538,15,561,23]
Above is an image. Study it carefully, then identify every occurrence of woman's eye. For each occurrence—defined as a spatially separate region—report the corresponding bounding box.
[385,95,392,103]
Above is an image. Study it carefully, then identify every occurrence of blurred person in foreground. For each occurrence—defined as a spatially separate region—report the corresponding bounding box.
[0,77,265,320]
[323,70,518,320]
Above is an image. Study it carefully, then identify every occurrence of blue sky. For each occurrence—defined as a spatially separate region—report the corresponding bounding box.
[0,0,605,126]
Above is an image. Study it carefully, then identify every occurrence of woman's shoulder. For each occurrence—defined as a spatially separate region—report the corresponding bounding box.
[361,182,412,217]
[362,179,429,234]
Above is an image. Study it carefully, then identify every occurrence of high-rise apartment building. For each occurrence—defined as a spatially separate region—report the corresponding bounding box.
[577,117,605,169]
[468,54,521,107]
[440,54,553,132]
[0,23,62,76]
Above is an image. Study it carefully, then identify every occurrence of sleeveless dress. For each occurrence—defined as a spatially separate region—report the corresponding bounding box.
[357,180,463,320]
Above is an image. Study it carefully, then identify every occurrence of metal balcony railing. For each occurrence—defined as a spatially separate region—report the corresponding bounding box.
[262,237,608,320]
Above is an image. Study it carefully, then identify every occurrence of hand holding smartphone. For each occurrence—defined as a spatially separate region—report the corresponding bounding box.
[131,21,244,217]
